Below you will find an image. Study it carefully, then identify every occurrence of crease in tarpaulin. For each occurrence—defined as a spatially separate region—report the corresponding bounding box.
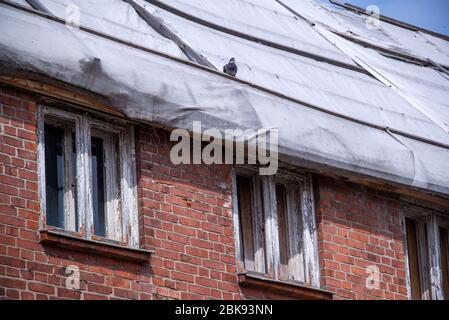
[419,31,449,59]
[39,3,100,65]
[313,24,449,136]
[385,128,427,189]
[427,58,449,82]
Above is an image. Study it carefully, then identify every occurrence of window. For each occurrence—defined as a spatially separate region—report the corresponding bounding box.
[403,204,449,300]
[44,121,77,231]
[404,218,429,299]
[236,175,258,272]
[233,168,319,287]
[38,106,138,247]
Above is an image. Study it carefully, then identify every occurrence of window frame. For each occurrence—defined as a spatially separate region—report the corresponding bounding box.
[232,167,319,288]
[402,214,431,300]
[402,202,449,300]
[41,111,79,233]
[438,223,449,300]
[37,105,139,248]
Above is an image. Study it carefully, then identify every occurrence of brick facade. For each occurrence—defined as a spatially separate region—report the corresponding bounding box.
[314,176,408,300]
[0,84,428,300]
[135,126,240,300]
[0,84,241,300]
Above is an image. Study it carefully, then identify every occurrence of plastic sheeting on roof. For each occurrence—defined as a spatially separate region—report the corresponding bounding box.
[316,26,449,134]
[421,33,449,62]
[1,3,449,196]
[154,0,355,66]
[38,0,186,59]
[139,1,449,146]
[10,0,32,8]
[279,0,449,67]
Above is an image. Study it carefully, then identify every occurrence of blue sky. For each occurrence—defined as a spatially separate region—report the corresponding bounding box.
[324,0,449,36]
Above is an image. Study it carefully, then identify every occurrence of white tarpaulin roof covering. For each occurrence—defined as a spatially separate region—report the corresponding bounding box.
[153,0,355,66]
[0,0,448,196]
[281,0,449,66]
[40,0,186,58]
[9,0,31,8]
[140,1,449,145]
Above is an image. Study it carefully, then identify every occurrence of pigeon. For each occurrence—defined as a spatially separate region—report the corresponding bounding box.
[223,58,238,77]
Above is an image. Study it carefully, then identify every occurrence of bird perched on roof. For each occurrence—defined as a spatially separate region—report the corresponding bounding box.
[223,58,238,77]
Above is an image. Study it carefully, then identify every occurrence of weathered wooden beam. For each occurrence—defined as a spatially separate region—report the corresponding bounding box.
[0,76,124,117]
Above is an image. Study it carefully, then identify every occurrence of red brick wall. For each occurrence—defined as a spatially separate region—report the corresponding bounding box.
[0,84,412,300]
[314,176,408,300]
[0,85,157,299]
[135,127,241,300]
[0,84,241,300]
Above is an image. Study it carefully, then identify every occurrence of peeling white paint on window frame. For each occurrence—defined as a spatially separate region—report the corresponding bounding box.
[401,200,449,300]
[37,104,139,248]
[231,166,320,288]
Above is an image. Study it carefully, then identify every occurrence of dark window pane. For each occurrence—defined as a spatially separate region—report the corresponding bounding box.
[276,183,289,279]
[406,218,422,300]
[91,136,106,237]
[236,175,255,271]
[439,228,449,300]
[259,180,267,273]
[72,133,78,231]
[44,125,65,228]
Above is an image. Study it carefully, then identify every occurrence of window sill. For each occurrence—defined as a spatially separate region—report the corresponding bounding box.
[39,229,153,263]
[238,272,333,300]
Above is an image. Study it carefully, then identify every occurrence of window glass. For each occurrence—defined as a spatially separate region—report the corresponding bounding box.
[72,132,78,231]
[91,130,122,240]
[44,124,65,228]
[91,136,106,238]
[276,183,289,279]
[405,218,422,300]
[236,175,255,271]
